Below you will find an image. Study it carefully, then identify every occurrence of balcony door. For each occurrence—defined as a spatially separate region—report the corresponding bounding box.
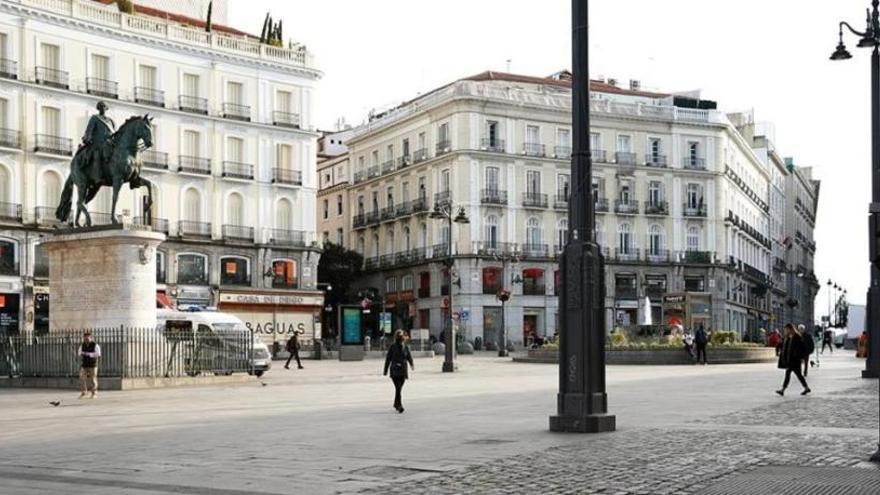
[40,43,60,70]
[183,73,200,98]
[184,189,201,222]
[227,81,244,105]
[526,217,542,247]
[649,181,663,205]
[183,130,200,158]
[485,167,499,192]
[616,135,632,153]
[138,65,157,89]
[557,174,570,199]
[648,224,663,255]
[686,184,701,209]
[90,54,109,81]
[40,107,60,137]
[526,171,541,196]
[487,121,499,147]
[618,222,632,254]
[619,181,632,204]
[526,125,539,144]
[485,215,498,248]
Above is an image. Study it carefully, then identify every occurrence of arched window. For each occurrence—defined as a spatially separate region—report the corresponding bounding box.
[402,226,411,252]
[0,238,18,276]
[42,171,61,207]
[271,259,297,289]
[220,256,251,286]
[687,226,701,252]
[522,268,545,295]
[595,219,605,246]
[357,235,365,255]
[227,193,244,226]
[372,233,379,258]
[386,228,395,255]
[618,222,632,254]
[557,218,568,249]
[419,222,427,249]
[177,253,208,285]
[183,188,201,222]
[482,267,503,295]
[648,224,664,255]
[276,198,292,230]
[526,217,542,247]
[0,166,9,203]
[485,215,498,248]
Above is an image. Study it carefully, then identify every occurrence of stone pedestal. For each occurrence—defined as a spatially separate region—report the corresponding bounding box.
[45,227,166,331]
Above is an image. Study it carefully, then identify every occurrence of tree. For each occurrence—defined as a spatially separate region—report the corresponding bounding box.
[317,241,364,312]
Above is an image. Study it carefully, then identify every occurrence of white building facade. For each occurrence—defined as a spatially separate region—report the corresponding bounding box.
[0,0,322,342]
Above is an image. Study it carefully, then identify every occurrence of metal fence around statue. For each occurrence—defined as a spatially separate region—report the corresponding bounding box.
[0,327,254,379]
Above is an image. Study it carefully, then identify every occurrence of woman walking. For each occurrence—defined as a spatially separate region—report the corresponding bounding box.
[383,330,414,413]
[776,323,811,396]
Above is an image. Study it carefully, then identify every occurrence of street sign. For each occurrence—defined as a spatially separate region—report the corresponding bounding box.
[461,309,470,321]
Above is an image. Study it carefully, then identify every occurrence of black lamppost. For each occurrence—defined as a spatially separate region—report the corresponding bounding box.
[549,0,615,433]
[830,0,880,461]
[429,203,469,372]
[493,251,521,357]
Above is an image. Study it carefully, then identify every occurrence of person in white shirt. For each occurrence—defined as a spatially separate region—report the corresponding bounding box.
[78,331,102,399]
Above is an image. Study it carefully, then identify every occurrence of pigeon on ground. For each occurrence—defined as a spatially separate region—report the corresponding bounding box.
[49,401,61,407]
[261,382,268,387]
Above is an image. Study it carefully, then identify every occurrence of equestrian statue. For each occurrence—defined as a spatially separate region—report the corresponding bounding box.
[55,101,155,227]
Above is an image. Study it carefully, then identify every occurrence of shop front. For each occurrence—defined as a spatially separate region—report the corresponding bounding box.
[662,293,713,331]
[217,291,324,350]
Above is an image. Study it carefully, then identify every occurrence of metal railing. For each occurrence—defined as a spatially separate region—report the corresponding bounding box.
[435,140,452,155]
[0,58,17,79]
[268,229,307,246]
[646,249,670,262]
[141,150,168,170]
[474,241,517,256]
[521,243,549,258]
[178,220,212,238]
[645,154,667,168]
[221,161,254,180]
[34,134,73,156]
[434,191,451,208]
[644,201,668,215]
[554,145,572,159]
[683,157,707,170]
[595,197,609,212]
[272,168,303,185]
[272,111,300,128]
[481,188,507,205]
[134,86,165,107]
[222,225,254,241]
[480,138,506,153]
[412,148,429,163]
[591,149,607,162]
[614,199,639,215]
[615,287,638,299]
[35,66,68,88]
[0,327,255,379]
[523,142,545,157]
[412,197,429,214]
[381,206,396,221]
[222,102,251,122]
[682,203,708,217]
[86,77,118,98]
[178,156,211,175]
[367,166,380,179]
[352,213,367,229]
[132,217,169,234]
[522,283,546,296]
[381,160,395,174]
[179,95,208,114]
[35,206,62,227]
[554,193,570,209]
[397,155,411,169]
[0,202,22,222]
[522,192,548,208]
[615,151,637,165]
[614,248,641,262]
[396,201,413,217]
[682,250,713,264]
[0,128,20,149]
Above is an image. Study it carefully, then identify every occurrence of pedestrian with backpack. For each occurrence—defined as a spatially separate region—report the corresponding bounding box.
[383,330,414,413]
[284,331,304,370]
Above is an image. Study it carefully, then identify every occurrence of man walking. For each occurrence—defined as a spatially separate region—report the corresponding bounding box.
[284,331,304,370]
[799,324,814,376]
[694,325,709,365]
[78,331,101,399]
[821,327,834,354]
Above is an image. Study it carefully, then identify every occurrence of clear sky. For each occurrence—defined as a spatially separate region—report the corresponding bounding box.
[232,0,870,322]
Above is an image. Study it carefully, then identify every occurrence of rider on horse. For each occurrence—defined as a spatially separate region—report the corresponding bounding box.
[77,101,116,167]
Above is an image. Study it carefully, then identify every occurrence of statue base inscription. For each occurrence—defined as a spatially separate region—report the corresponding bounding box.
[45,227,166,331]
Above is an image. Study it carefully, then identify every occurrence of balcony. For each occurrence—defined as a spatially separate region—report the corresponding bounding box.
[366,211,381,225]
[222,225,254,242]
[397,155,411,169]
[480,138,506,153]
[644,201,668,216]
[412,148,429,163]
[523,142,546,157]
[353,171,366,184]
[264,109,300,128]
[379,254,395,268]
[429,243,450,259]
[522,192,548,209]
[134,86,165,107]
[221,161,254,180]
[178,156,211,175]
[35,66,68,89]
[35,206,62,227]
[412,197,429,214]
[83,77,119,99]
[133,217,169,234]
[591,149,608,162]
[381,206,396,222]
[614,248,640,262]
[395,248,426,266]
[554,145,572,160]
[272,168,303,185]
[352,213,367,229]
[682,250,713,264]
[743,263,766,281]
[179,95,208,115]
[268,229,308,247]
[645,154,667,168]
[87,212,119,226]
[683,157,707,170]
[614,199,638,215]
[367,166,380,179]
[595,197,609,213]
[381,160,395,174]
[0,58,17,79]
[522,284,546,296]
[141,150,168,170]
[0,128,20,149]
[645,284,666,299]
[0,202,22,223]
[521,243,550,259]
[436,140,452,156]
[34,134,73,156]
[615,286,638,299]
[474,241,517,257]
[682,203,708,217]
[615,151,637,165]
[434,191,451,208]
[481,189,507,205]
[554,193,570,210]
[396,201,413,218]
[646,249,670,263]
[178,220,212,238]
[222,102,251,122]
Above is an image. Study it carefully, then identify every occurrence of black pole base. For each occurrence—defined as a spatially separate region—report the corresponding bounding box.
[871,445,880,463]
[442,361,455,373]
[863,369,879,378]
[549,413,616,433]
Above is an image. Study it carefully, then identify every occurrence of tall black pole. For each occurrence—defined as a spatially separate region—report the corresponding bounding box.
[869,42,880,463]
[443,211,455,372]
[550,0,615,433]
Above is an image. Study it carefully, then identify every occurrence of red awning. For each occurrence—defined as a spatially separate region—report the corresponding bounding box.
[157,292,173,309]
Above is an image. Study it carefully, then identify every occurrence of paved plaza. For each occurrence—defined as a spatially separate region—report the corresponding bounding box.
[0,351,877,494]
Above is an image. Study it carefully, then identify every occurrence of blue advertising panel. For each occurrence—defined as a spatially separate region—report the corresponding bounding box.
[341,307,363,345]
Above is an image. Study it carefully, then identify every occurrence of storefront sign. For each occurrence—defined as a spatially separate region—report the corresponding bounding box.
[228,311,314,344]
[0,293,20,334]
[663,295,686,303]
[219,293,323,306]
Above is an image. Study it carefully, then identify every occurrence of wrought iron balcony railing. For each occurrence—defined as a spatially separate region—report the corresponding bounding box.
[614,247,641,262]
[480,138,506,153]
[34,134,73,156]
[0,58,17,80]
[268,229,308,246]
[141,150,168,170]
[682,203,708,217]
[554,193,570,209]
[272,111,301,128]
[523,142,545,157]
[522,192,548,208]
[222,102,251,122]
[644,200,669,215]
[222,225,254,241]
[595,197,609,213]
[645,154,667,168]
[178,220,212,238]
[683,157,707,170]
[35,66,68,89]
[435,140,452,156]
[554,145,571,160]
[0,128,20,149]
[481,188,507,205]
[591,149,607,162]
[86,77,118,99]
[134,86,165,107]
[178,156,211,175]
[615,151,637,165]
[179,94,208,114]
[133,217,169,234]
[272,168,302,185]
[221,161,254,180]
[614,199,638,215]
[0,202,22,222]
[434,190,452,208]
[412,148,429,163]
[381,160,395,174]
[521,243,550,258]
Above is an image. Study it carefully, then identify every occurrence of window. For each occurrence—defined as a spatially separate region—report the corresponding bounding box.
[357,156,365,171]
[276,198,291,229]
[557,128,571,148]
[440,224,450,247]
[322,199,329,219]
[618,223,633,253]
[590,132,601,150]
[617,135,632,152]
[41,106,60,136]
[227,193,243,226]
[522,268,545,295]
[386,187,394,207]
[156,251,166,284]
[649,138,661,161]
[272,259,297,289]
[386,144,394,162]
[385,277,398,294]
[619,180,632,203]
[438,123,449,144]
[686,184,701,208]
[0,239,17,276]
[177,253,208,285]
[227,81,244,105]
[337,195,343,215]
[649,181,663,204]
[526,170,541,195]
[0,98,6,131]
[357,196,364,216]
[276,90,292,113]
[220,256,250,286]
[183,129,200,157]
[440,169,450,192]
[595,220,606,246]
[401,275,414,292]
[401,182,410,203]
[526,217,542,246]
[357,235,365,254]
[689,142,700,163]
[418,177,427,199]
[402,138,410,158]
[227,136,244,162]
[402,227,411,252]
[648,225,664,255]
[482,267,503,295]
[686,226,701,251]
[419,222,427,248]
[322,232,329,243]
[90,53,109,80]
[485,215,499,248]
[592,176,605,201]
[385,228,395,255]
[685,275,705,292]
[40,43,60,70]
[557,218,568,248]
[526,125,540,144]
[371,150,379,166]
[557,174,570,199]
[277,144,293,170]
[419,272,431,296]
[183,73,200,98]
[486,167,499,191]
[42,171,61,207]
[487,121,499,147]
[371,191,379,212]
[418,132,426,150]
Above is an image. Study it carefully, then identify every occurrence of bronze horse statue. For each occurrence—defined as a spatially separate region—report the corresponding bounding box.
[55,115,155,227]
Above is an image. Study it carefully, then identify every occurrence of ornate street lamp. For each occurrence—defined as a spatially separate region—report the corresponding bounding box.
[831,0,880,462]
[429,203,469,372]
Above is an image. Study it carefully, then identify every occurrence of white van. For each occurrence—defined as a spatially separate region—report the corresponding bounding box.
[157,309,272,377]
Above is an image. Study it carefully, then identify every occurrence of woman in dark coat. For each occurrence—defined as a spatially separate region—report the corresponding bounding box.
[776,323,811,396]
[383,330,414,413]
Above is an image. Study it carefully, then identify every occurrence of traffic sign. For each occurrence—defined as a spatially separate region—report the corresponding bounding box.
[461,309,470,321]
